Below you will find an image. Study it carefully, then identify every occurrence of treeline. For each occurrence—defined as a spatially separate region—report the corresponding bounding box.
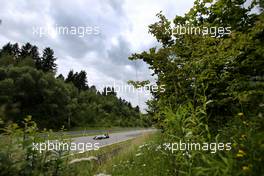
[0,43,149,129]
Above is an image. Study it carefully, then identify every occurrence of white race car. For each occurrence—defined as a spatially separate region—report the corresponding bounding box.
[93,134,110,140]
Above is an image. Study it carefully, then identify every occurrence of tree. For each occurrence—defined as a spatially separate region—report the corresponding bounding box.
[56,74,65,81]
[65,70,74,82]
[0,43,144,129]
[135,105,140,113]
[65,70,88,91]
[0,66,79,128]
[0,43,42,69]
[41,47,57,72]
[20,43,33,59]
[30,46,42,69]
[0,43,19,58]
[75,70,88,90]
[129,0,264,129]
[0,43,20,66]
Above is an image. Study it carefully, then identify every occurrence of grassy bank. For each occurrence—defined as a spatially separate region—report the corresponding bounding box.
[1,115,262,175]
[66,131,156,175]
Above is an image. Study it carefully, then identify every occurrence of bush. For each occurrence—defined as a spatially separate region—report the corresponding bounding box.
[0,116,74,176]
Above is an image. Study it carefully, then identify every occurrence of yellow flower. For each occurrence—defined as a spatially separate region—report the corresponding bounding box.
[242,166,249,171]
[236,149,246,158]
[238,112,244,116]
[241,134,246,139]
[238,149,246,155]
[236,153,244,158]
[242,121,249,126]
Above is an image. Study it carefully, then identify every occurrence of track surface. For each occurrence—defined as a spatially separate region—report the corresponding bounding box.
[71,129,156,152]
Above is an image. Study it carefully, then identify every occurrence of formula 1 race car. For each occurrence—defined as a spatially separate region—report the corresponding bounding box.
[93,133,110,140]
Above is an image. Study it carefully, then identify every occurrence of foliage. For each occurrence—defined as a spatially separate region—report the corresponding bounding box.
[127,0,264,175]
[103,103,263,175]
[0,42,56,73]
[129,0,264,130]
[0,43,148,129]
[0,116,73,176]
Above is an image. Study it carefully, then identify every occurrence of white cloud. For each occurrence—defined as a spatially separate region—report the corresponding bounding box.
[0,0,195,111]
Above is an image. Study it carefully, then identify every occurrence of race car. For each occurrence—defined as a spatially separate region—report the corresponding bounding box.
[93,133,110,140]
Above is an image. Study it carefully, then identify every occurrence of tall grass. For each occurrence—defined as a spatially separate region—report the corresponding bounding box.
[0,116,156,176]
[96,100,263,175]
[0,116,74,176]
[0,104,263,176]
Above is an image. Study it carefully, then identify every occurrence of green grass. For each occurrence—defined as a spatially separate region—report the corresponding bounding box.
[66,131,157,176]
[2,115,262,176]
[95,132,174,176]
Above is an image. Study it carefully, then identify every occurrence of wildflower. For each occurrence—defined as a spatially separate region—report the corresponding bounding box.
[240,134,247,140]
[242,121,249,126]
[236,149,246,158]
[242,166,250,172]
[94,174,111,176]
[241,134,246,138]
[139,144,148,149]
[238,149,246,155]
[136,153,142,157]
[139,145,144,149]
[238,112,244,116]
[236,153,243,158]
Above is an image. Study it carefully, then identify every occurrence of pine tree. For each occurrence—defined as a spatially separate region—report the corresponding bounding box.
[20,43,33,61]
[30,46,41,69]
[41,47,57,72]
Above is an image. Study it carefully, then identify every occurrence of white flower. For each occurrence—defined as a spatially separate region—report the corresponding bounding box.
[94,174,111,176]
[139,143,148,149]
[139,145,144,149]
[136,153,142,157]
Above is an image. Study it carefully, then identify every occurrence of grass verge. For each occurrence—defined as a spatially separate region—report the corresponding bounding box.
[67,131,157,175]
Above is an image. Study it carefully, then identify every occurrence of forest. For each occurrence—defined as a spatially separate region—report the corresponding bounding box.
[0,43,149,129]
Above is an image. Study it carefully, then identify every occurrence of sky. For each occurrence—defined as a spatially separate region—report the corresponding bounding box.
[0,0,195,111]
